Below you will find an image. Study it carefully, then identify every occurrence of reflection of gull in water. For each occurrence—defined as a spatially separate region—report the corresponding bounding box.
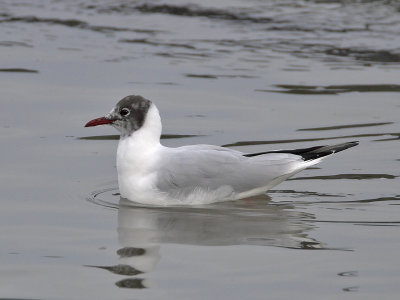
[88,195,323,288]
[118,197,321,248]
[117,196,321,270]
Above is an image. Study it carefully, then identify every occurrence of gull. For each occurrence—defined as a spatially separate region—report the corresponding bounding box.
[85,95,358,205]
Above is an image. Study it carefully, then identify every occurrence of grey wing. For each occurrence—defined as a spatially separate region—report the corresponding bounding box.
[156,145,304,195]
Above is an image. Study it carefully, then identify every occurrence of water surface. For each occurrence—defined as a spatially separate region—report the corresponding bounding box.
[1,0,399,299]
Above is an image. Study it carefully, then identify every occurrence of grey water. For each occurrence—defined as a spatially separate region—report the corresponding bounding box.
[1,0,399,299]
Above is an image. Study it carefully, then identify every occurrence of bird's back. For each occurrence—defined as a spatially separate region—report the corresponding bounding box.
[155,144,313,203]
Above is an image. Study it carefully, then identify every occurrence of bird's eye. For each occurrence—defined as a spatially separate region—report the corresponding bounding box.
[120,108,130,117]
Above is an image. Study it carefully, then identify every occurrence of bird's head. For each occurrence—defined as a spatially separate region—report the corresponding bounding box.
[85,95,152,137]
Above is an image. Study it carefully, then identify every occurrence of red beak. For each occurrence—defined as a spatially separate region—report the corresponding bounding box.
[84,117,114,127]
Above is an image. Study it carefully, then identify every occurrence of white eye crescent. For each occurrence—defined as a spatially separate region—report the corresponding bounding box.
[120,108,130,117]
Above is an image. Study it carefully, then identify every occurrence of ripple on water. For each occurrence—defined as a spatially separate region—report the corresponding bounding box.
[297,122,394,131]
[258,84,400,95]
[0,68,38,73]
[78,134,202,140]
[222,132,399,147]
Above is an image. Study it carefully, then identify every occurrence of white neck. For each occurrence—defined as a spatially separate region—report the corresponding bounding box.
[125,103,162,146]
[116,104,163,200]
[117,103,162,159]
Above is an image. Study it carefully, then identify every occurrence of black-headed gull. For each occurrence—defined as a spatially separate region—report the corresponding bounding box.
[85,95,358,205]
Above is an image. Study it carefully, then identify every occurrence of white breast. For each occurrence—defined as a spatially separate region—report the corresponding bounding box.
[116,104,165,203]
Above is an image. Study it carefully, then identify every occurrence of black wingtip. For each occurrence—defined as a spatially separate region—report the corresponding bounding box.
[243,141,359,160]
[328,141,359,153]
[300,141,359,161]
